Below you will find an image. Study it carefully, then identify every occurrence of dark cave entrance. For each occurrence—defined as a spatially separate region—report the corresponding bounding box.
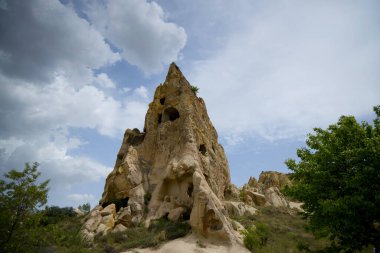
[199,144,207,155]
[162,107,180,122]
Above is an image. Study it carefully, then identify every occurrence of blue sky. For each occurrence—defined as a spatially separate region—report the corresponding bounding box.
[0,0,379,208]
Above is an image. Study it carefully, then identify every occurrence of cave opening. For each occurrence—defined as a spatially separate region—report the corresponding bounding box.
[182,210,191,221]
[160,97,166,105]
[158,113,162,124]
[199,144,207,155]
[187,183,194,197]
[101,197,129,212]
[162,107,180,122]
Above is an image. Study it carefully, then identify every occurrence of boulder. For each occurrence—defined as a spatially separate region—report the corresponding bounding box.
[115,206,133,227]
[95,223,108,236]
[112,223,128,233]
[245,190,267,206]
[258,171,291,191]
[100,203,116,217]
[224,201,257,217]
[101,214,115,229]
[264,187,288,207]
[83,210,102,232]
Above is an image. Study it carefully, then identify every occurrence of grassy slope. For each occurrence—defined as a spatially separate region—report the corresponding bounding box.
[234,206,329,253]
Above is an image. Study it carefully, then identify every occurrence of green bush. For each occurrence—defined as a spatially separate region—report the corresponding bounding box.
[242,222,269,252]
[191,85,199,95]
[41,206,76,225]
[234,206,330,253]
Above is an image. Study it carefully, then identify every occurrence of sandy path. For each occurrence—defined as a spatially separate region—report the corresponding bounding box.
[122,234,250,253]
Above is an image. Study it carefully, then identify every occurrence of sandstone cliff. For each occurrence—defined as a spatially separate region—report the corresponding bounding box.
[81,64,299,253]
[82,63,245,246]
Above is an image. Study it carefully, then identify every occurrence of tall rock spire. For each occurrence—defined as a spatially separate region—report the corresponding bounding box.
[82,63,245,246]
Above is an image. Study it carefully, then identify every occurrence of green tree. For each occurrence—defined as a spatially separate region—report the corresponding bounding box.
[78,202,91,213]
[286,106,380,252]
[0,162,49,252]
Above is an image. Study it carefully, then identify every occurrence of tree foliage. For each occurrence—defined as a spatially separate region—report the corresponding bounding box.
[0,162,49,252]
[286,106,380,252]
[191,85,199,95]
[78,202,91,213]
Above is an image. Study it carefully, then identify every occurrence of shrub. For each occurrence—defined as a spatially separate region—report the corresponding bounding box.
[242,222,269,252]
[191,85,199,95]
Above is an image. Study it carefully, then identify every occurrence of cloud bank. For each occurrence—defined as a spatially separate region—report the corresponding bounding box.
[84,0,187,74]
[189,0,380,143]
[0,0,186,205]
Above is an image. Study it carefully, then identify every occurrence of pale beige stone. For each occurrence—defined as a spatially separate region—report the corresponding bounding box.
[95,223,108,236]
[224,201,257,217]
[101,214,115,230]
[289,201,303,211]
[168,207,184,221]
[116,206,133,227]
[100,203,116,217]
[245,190,267,206]
[112,223,128,233]
[83,210,102,232]
[258,171,291,191]
[264,186,288,207]
[83,63,241,244]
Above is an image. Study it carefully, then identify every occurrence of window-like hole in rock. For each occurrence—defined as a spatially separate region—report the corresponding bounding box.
[182,210,191,221]
[199,144,207,155]
[187,183,194,197]
[114,197,129,212]
[102,197,129,212]
[160,97,166,105]
[162,107,180,122]
[158,113,162,124]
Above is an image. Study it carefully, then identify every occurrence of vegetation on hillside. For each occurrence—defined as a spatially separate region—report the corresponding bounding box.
[0,162,191,252]
[234,206,329,253]
[0,162,49,252]
[286,105,380,252]
[94,218,191,252]
[1,106,379,253]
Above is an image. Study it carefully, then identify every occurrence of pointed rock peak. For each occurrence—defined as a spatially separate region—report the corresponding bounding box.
[165,62,184,83]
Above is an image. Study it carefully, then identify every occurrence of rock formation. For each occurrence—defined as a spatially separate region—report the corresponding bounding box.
[241,171,292,208]
[82,63,245,245]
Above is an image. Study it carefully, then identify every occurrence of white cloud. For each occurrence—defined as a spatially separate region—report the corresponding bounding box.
[122,87,131,93]
[134,86,149,99]
[0,0,154,207]
[0,0,120,85]
[84,0,187,74]
[94,73,116,88]
[190,0,380,142]
[67,193,95,202]
[0,73,147,193]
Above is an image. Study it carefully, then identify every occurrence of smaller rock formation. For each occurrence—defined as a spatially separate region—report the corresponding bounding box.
[241,171,291,208]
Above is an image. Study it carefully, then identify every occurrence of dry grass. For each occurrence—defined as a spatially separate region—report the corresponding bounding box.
[233,206,329,253]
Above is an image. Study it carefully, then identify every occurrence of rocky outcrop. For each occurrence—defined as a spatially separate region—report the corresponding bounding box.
[82,63,244,244]
[241,171,291,208]
[258,171,291,191]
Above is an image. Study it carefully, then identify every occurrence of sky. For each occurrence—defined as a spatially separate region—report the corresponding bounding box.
[0,0,379,208]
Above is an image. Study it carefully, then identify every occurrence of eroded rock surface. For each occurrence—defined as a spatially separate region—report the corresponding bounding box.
[82,63,242,244]
[242,171,292,208]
